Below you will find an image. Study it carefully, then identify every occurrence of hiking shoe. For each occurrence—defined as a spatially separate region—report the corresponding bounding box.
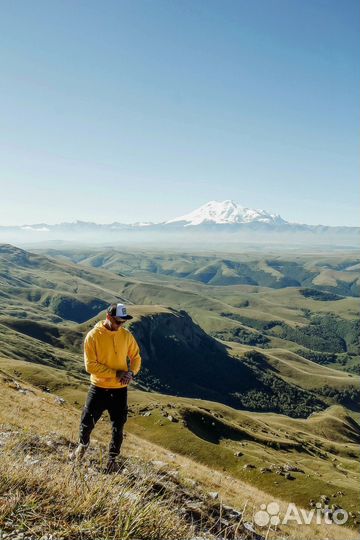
[69,443,88,462]
[104,458,125,474]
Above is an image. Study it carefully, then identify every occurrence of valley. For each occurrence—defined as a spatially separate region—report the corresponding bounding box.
[0,243,359,539]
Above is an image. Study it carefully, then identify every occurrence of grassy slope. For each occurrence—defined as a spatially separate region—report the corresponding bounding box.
[40,248,360,295]
[1,244,359,537]
[0,305,331,418]
[0,365,359,540]
[0,244,358,404]
[0,246,359,540]
[227,343,358,391]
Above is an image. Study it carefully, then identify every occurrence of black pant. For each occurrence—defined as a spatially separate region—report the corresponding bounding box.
[79,385,128,459]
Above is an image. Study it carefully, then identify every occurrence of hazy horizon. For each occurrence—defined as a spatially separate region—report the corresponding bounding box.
[0,198,359,228]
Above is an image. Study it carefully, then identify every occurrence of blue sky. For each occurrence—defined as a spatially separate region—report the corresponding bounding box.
[0,0,358,226]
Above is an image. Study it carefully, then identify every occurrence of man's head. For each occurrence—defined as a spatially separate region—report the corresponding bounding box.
[105,303,133,331]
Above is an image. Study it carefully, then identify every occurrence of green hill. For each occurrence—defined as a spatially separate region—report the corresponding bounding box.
[0,301,327,418]
[0,243,359,414]
[40,248,360,296]
[1,243,360,539]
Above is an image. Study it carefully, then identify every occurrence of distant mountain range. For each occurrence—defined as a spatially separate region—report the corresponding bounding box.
[0,200,358,246]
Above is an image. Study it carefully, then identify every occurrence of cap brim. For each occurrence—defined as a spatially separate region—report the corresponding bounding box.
[114,314,133,321]
[108,313,133,321]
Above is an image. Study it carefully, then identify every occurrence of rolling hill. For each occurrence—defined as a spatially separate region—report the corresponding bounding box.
[0,242,359,539]
[1,243,359,411]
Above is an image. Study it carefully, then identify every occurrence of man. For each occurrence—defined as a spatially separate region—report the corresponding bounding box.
[71,302,141,472]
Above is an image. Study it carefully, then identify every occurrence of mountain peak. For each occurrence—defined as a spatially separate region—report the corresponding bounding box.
[165,200,286,226]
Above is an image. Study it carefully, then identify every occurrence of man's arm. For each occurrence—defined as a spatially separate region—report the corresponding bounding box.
[116,334,142,384]
[127,333,142,376]
[84,334,117,377]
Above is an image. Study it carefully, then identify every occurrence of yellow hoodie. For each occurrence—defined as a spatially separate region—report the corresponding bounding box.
[84,321,141,389]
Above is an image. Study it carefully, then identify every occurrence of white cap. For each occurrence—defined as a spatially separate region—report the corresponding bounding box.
[107,303,133,320]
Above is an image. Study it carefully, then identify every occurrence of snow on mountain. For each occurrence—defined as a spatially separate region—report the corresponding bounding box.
[165,200,287,226]
[21,226,50,232]
[130,222,154,227]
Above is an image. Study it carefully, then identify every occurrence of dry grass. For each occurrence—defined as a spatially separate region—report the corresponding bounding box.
[0,430,192,540]
[1,373,359,540]
[127,435,360,540]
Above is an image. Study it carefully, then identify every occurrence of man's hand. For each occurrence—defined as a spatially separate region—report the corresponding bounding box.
[116,370,134,385]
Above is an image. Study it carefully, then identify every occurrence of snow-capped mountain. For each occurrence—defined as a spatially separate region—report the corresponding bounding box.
[0,200,358,247]
[165,200,286,227]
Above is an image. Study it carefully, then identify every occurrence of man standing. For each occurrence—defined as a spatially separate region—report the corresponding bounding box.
[71,303,141,472]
